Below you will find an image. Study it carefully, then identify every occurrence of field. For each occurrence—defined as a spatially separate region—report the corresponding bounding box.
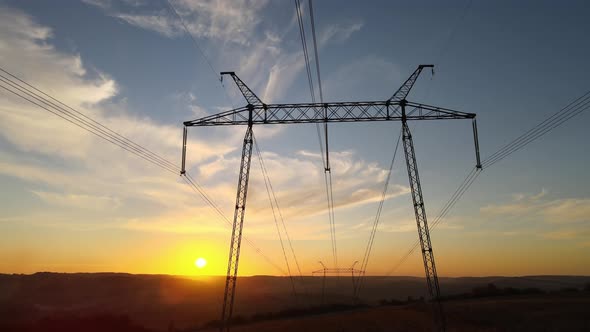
[0,273,589,331]
[218,294,590,332]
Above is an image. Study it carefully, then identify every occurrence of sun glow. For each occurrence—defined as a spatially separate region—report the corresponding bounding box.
[195,257,207,269]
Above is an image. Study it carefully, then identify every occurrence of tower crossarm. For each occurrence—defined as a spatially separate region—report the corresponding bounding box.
[184,101,475,127]
[404,101,475,119]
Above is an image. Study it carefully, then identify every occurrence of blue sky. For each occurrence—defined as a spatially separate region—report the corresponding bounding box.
[0,0,589,276]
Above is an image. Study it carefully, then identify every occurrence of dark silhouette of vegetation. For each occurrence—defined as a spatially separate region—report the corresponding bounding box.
[377,283,586,305]
[442,283,546,301]
[195,304,369,330]
[435,283,585,301]
[559,287,579,293]
[379,296,425,307]
[0,314,154,332]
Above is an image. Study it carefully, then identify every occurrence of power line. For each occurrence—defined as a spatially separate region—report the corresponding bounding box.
[308,0,338,270]
[385,5,477,272]
[0,77,176,174]
[294,0,325,169]
[355,127,402,296]
[253,137,305,279]
[481,90,590,168]
[294,0,316,104]
[253,133,297,298]
[293,0,324,171]
[387,89,590,275]
[327,171,337,268]
[164,0,289,275]
[182,174,287,275]
[308,0,329,169]
[163,0,236,109]
[164,0,218,82]
[308,0,324,104]
[0,67,287,276]
[0,69,178,171]
[294,0,338,269]
[386,167,480,275]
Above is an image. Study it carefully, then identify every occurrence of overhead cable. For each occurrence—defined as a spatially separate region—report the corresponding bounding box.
[0,67,286,275]
[355,128,402,296]
[387,89,590,275]
[253,133,298,298]
[294,0,338,269]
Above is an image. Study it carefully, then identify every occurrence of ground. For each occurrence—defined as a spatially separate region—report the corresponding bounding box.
[1,273,589,331]
[215,294,590,332]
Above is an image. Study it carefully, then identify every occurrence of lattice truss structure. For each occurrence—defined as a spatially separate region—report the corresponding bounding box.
[181,65,482,332]
[312,261,364,305]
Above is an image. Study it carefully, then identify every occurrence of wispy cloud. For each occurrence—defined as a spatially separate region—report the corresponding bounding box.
[0,7,407,243]
[31,190,122,210]
[82,0,112,10]
[541,230,578,240]
[197,148,409,224]
[0,7,233,220]
[540,229,590,251]
[481,190,590,225]
[175,0,269,46]
[542,199,590,224]
[319,21,363,46]
[86,0,309,104]
[114,11,182,37]
[87,0,269,45]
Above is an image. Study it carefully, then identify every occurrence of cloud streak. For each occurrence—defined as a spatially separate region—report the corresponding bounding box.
[0,6,406,245]
[319,21,363,46]
[114,12,181,37]
[481,190,590,225]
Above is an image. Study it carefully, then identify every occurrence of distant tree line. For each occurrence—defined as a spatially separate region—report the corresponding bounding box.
[378,282,590,306]
[440,283,545,301]
[0,314,154,332]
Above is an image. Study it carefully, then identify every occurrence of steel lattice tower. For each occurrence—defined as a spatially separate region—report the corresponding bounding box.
[182,65,482,332]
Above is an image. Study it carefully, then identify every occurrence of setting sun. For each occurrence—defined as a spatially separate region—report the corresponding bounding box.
[195,257,207,269]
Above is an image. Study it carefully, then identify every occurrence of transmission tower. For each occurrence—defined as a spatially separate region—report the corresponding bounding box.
[181,65,482,332]
[312,261,362,305]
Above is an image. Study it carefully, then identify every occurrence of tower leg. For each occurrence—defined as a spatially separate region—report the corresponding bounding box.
[220,124,254,332]
[401,121,446,332]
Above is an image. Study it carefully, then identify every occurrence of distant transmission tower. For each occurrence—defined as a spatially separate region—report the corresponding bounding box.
[312,261,362,305]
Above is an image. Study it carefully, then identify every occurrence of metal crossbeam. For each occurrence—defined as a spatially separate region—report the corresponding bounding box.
[184,101,475,127]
